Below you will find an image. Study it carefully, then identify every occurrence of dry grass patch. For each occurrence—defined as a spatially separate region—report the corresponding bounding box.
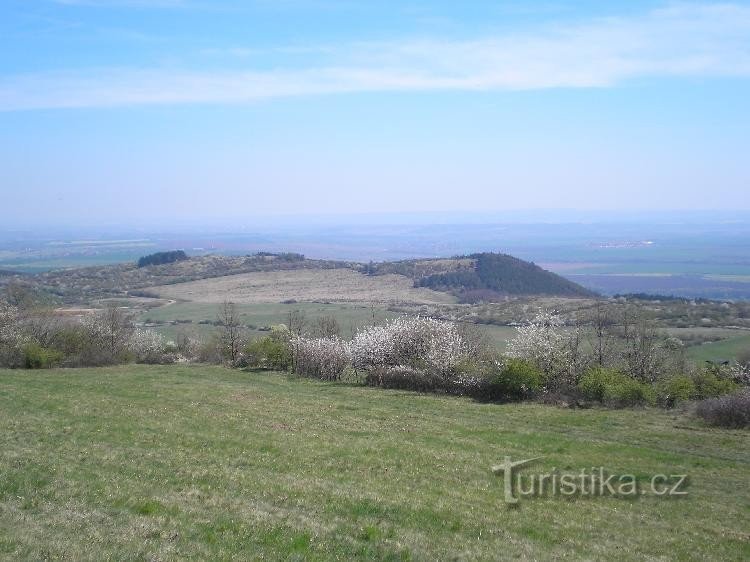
[146,268,456,305]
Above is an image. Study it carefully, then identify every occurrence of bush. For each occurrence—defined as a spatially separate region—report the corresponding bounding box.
[367,365,449,393]
[578,367,618,402]
[578,367,654,407]
[196,335,224,364]
[128,329,168,364]
[245,336,291,370]
[350,316,465,375]
[22,343,63,369]
[475,359,542,401]
[656,375,697,408]
[695,389,750,428]
[692,370,738,400]
[604,376,655,407]
[290,336,350,381]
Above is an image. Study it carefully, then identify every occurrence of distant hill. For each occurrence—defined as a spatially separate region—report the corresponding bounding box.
[384,253,596,300]
[1,251,594,304]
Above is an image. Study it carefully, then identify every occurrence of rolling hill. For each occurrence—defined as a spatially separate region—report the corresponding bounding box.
[378,253,596,300]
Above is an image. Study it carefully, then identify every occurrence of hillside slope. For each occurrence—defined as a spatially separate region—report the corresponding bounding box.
[0,365,747,560]
[383,253,596,299]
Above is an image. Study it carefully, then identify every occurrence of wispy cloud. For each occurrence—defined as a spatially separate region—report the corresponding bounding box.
[3,3,750,111]
[53,0,188,7]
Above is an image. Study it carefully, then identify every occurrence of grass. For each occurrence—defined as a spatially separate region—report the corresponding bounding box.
[139,301,401,345]
[1,365,748,560]
[139,301,398,331]
[146,269,456,305]
[140,301,518,351]
[686,331,750,363]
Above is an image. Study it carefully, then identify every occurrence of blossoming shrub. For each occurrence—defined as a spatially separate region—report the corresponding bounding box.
[290,336,350,381]
[350,316,467,387]
[128,328,170,364]
[506,310,576,389]
[0,302,26,368]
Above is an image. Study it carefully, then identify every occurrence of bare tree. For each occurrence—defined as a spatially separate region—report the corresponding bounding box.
[313,315,340,338]
[287,309,306,337]
[587,301,616,367]
[620,313,665,383]
[368,301,379,326]
[218,300,243,364]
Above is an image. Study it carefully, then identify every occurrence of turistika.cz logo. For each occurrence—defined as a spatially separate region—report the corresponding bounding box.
[491,456,689,504]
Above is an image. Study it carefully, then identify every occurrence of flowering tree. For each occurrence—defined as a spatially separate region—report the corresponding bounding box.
[290,336,351,380]
[128,328,167,364]
[507,309,572,387]
[350,316,467,379]
[0,301,26,367]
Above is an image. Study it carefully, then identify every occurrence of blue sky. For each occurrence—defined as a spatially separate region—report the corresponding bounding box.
[1,1,749,225]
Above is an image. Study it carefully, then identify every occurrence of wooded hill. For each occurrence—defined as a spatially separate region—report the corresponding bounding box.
[382,253,596,300]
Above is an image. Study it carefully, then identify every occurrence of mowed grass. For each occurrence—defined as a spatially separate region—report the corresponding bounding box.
[0,366,748,561]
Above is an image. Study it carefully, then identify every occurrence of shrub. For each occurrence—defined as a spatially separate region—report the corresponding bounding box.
[367,365,449,393]
[656,375,697,408]
[350,316,465,375]
[604,376,655,407]
[245,336,291,370]
[476,359,542,401]
[729,362,750,386]
[128,329,168,364]
[692,370,738,400]
[196,335,224,364]
[0,301,26,368]
[290,336,350,381]
[578,367,654,407]
[22,343,63,369]
[578,367,618,402]
[695,389,750,428]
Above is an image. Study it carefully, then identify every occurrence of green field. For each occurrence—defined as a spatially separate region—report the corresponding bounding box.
[140,301,401,343]
[1,365,748,560]
[139,301,518,351]
[686,331,750,363]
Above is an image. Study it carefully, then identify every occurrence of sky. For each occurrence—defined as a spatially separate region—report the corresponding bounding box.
[1,1,749,226]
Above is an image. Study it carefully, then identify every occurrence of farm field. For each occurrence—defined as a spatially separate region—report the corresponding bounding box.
[685,331,750,363]
[146,269,455,305]
[139,301,402,342]
[1,365,748,561]
[138,301,519,352]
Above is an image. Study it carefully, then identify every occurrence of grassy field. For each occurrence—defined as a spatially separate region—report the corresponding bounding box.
[1,365,748,560]
[686,331,750,363]
[139,301,402,343]
[146,269,456,305]
[138,301,518,351]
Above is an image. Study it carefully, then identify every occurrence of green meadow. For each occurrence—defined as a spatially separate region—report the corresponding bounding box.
[1,365,748,560]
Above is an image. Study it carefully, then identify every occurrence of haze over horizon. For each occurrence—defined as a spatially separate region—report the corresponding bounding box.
[2,1,750,224]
